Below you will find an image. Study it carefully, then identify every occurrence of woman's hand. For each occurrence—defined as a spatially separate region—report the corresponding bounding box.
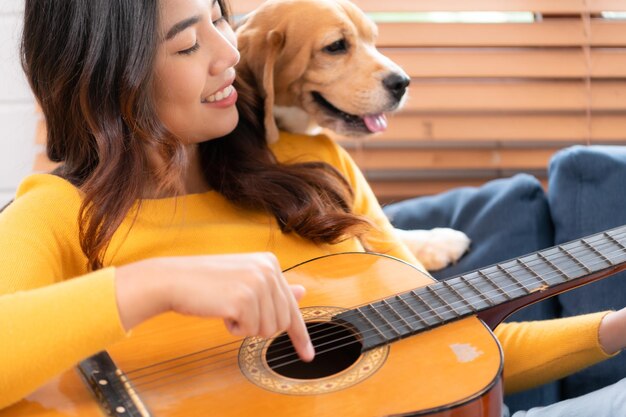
[115,252,314,361]
[598,308,626,355]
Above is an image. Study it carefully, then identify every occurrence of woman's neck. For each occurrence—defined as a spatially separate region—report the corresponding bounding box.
[143,144,210,199]
[184,146,210,194]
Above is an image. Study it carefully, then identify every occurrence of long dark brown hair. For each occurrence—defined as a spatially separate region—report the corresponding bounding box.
[21,0,370,270]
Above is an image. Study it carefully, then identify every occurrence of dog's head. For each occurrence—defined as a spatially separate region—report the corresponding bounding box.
[236,0,410,143]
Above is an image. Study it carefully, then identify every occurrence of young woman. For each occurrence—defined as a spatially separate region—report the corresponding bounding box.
[1,0,625,415]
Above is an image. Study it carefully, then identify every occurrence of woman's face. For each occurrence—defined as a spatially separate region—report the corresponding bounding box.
[154,0,240,144]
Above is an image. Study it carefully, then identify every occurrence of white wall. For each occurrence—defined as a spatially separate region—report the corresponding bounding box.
[0,0,37,207]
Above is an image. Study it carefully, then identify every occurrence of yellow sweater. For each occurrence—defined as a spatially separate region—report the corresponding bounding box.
[0,132,612,408]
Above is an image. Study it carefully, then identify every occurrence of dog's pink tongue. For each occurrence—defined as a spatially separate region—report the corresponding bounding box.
[364,114,388,133]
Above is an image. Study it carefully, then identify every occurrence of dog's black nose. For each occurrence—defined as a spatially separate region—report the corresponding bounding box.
[383,73,411,101]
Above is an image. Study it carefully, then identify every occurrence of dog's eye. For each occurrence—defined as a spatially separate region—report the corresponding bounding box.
[323,39,348,54]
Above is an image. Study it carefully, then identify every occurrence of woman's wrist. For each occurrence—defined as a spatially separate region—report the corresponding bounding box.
[114,259,172,331]
[598,308,626,355]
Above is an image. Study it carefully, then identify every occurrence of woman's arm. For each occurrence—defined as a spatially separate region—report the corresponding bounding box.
[115,253,313,358]
[495,311,617,394]
[0,268,125,409]
[0,252,313,409]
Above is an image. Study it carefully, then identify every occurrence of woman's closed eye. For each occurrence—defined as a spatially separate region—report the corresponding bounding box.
[177,15,227,55]
[213,16,227,26]
[178,42,200,55]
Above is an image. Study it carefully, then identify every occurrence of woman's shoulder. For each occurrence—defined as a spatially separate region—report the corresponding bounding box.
[271,131,347,166]
[16,173,81,203]
[2,173,82,222]
[0,174,82,265]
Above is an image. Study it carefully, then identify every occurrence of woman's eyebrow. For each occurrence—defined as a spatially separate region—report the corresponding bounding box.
[165,15,201,41]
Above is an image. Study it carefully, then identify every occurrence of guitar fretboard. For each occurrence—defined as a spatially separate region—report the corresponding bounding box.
[334,225,626,351]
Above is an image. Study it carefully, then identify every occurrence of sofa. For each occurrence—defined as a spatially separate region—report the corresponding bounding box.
[383,145,626,413]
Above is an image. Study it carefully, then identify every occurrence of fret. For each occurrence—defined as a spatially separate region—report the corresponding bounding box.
[477,270,512,301]
[603,231,626,265]
[517,258,549,286]
[381,299,415,332]
[442,280,478,313]
[426,285,460,317]
[496,264,531,293]
[356,307,386,339]
[558,244,592,273]
[410,289,444,322]
[537,251,570,282]
[365,303,401,337]
[606,231,626,251]
[396,294,430,327]
[459,275,495,307]
[581,238,613,266]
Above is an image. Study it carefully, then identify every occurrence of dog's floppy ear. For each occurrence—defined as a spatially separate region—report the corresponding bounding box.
[260,30,284,144]
[237,16,313,144]
[237,24,285,144]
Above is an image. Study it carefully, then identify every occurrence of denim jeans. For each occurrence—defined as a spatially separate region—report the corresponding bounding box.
[503,377,626,417]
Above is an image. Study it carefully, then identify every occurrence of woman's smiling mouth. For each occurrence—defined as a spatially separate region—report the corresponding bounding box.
[202,84,235,103]
[202,84,238,108]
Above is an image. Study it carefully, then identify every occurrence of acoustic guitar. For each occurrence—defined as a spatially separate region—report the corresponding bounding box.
[4,225,626,417]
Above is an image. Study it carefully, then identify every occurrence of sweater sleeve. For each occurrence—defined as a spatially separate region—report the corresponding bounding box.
[0,268,126,409]
[0,175,127,409]
[328,139,427,273]
[495,312,616,394]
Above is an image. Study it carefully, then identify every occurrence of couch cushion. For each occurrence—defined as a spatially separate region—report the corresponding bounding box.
[384,174,554,284]
[548,145,626,400]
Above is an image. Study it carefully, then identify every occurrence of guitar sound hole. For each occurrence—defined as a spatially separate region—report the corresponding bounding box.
[266,321,362,379]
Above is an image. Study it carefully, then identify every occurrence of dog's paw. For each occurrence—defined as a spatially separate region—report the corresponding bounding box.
[394,227,471,271]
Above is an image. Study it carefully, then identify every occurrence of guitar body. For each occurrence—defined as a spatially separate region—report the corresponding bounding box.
[2,253,503,417]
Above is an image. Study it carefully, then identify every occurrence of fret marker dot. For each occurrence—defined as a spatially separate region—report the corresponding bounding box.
[116,406,126,413]
[98,379,108,386]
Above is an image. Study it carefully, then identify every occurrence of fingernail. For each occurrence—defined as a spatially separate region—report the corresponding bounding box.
[305,340,315,361]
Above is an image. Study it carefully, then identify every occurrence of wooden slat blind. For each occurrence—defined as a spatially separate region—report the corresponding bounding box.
[34,0,626,203]
[376,21,626,47]
[233,0,626,14]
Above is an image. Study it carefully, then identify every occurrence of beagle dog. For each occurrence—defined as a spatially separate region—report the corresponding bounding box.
[235,0,470,271]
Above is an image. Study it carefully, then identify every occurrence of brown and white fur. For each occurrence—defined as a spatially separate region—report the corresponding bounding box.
[235,0,470,271]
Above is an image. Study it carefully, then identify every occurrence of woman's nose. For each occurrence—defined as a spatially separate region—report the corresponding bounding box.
[209,31,240,76]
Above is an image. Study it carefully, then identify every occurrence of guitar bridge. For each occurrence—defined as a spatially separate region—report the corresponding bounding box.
[78,351,151,417]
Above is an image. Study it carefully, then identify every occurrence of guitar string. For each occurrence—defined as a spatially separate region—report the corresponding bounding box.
[128,234,626,390]
[134,241,626,394]
[126,229,626,380]
[126,228,626,378]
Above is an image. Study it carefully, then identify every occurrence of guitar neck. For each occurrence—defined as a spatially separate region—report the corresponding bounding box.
[335,225,626,352]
